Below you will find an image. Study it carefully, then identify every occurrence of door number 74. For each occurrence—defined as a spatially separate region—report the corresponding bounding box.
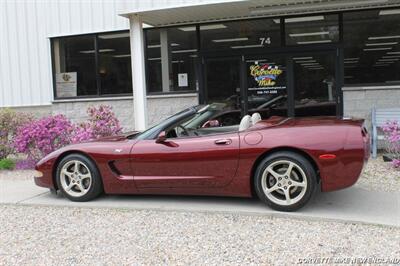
[259,37,271,46]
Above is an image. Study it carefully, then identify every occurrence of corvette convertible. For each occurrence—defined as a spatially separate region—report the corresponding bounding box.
[34,103,370,211]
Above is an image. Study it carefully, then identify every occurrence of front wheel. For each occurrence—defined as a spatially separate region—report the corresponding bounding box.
[56,154,103,202]
[254,151,317,212]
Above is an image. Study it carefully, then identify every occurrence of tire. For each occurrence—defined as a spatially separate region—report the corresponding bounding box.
[55,153,103,202]
[254,151,317,212]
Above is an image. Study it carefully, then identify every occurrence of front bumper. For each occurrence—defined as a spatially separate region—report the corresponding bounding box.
[34,176,52,188]
[34,162,56,189]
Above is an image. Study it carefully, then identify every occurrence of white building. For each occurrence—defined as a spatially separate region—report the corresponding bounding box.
[1,0,400,131]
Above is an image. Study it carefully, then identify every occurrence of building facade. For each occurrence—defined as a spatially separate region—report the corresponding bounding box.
[1,0,400,131]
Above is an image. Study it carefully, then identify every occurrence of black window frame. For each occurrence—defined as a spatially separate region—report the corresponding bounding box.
[50,7,400,100]
[341,8,400,87]
[143,26,200,95]
[143,12,344,96]
[51,30,133,100]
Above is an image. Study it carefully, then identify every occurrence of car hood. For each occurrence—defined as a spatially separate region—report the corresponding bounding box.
[36,131,141,168]
[88,131,141,142]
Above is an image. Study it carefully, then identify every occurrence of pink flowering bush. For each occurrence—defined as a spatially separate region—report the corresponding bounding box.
[15,158,37,170]
[382,120,400,168]
[14,114,74,162]
[13,105,123,168]
[71,123,94,144]
[0,109,32,159]
[72,105,122,142]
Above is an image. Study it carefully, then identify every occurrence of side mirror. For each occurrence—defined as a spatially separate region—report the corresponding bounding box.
[201,119,220,128]
[156,131,167,143]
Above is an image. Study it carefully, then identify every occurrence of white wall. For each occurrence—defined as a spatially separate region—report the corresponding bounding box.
[0,0,228,108]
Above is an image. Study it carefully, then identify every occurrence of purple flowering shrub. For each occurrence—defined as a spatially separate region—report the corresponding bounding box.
[13,105,123,168]
[382,120,400,168]
[71,123,94,144]
[14,114,74,162]
[0,109,32,159]
[72,105,122,143]
[15,158,37,170]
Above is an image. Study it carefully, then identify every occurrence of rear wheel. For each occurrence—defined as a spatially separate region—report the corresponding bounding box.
[254,151,317,212]
[56,154,103,202]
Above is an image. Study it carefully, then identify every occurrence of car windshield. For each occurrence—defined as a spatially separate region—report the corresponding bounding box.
[134,107,198,140]
[131,94,299,140]
[181,102,236,129]
[133,102,238,140]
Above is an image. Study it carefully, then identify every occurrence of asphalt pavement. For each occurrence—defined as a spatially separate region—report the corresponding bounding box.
[1,179,399,227]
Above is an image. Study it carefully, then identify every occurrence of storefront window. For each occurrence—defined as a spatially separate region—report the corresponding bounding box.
[204,57,242,125]
[52,31,132,99]
[292,53,336,116]
[200,19,281,51]
[98,32,132,95]
[285,14,339,46]
[205,57,241,103]
[343,9,400,85]
[145,27,198,93]
[52,36,97,97]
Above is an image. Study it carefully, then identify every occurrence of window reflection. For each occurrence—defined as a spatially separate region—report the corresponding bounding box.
[53,36,97,97]
[200,19,281,51]
[293,54,336,116]
[343,9,400,85]
[145,27,198,93]
[98,32,132,95]
[285,15,339,45]
[52,32,133,98]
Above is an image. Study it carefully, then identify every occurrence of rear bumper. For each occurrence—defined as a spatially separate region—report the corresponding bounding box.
[321,131,369,192]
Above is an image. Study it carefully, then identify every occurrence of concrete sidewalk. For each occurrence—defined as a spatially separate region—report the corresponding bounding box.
[1,179,399,227]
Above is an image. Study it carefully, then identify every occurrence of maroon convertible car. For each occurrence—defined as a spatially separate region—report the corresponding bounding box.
[34,104,370,211]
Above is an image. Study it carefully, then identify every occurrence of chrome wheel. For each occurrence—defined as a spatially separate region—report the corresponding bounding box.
[261,160,307,206]
[60,160,92,197]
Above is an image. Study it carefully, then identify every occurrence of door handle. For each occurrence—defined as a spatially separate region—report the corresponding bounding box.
[215,139,232,145]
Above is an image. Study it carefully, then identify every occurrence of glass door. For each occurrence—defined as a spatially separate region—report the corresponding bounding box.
[203,57,243,125]
[202,51,339,123]
[204,57,241,104]
[292,52,338,116]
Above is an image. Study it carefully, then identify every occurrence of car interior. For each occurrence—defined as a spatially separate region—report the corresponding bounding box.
[165,112,263,139]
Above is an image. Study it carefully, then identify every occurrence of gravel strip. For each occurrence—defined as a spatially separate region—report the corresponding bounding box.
[0,205,399,266]
[355,157,400,193]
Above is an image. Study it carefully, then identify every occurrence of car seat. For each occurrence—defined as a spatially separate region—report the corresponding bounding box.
[239,115,252,131]
[251,112,262,125]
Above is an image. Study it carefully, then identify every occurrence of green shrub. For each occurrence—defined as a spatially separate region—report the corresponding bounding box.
[0,158,15,170]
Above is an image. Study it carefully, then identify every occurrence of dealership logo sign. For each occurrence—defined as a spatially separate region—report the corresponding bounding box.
[62,73,72,82]
[250,64,283,87]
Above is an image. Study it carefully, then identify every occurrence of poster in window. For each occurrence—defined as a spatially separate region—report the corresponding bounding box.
[56,72,77,97]
[248,64,286,95]
[178,73,188,87]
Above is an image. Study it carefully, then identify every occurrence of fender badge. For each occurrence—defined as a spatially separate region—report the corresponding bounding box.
[114,149,123,153]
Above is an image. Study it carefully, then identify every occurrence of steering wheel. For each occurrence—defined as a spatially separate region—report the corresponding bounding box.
[176,125,189,136]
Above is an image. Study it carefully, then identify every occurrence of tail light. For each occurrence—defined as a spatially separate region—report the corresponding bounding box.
[361,125,370,158]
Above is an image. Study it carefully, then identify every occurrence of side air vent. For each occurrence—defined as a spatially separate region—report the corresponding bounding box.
[108,161,122,175]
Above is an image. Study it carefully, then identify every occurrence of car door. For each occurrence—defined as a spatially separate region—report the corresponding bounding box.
[130,132,240,189]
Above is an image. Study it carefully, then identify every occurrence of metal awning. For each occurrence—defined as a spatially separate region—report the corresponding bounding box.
[119,0,400,27]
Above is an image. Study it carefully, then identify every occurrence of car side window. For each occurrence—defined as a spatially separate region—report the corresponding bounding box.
[165,118,239,139]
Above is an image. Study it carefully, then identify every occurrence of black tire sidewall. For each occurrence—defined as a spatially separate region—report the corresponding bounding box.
[254,151,317,212]
[56,154,103,202]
